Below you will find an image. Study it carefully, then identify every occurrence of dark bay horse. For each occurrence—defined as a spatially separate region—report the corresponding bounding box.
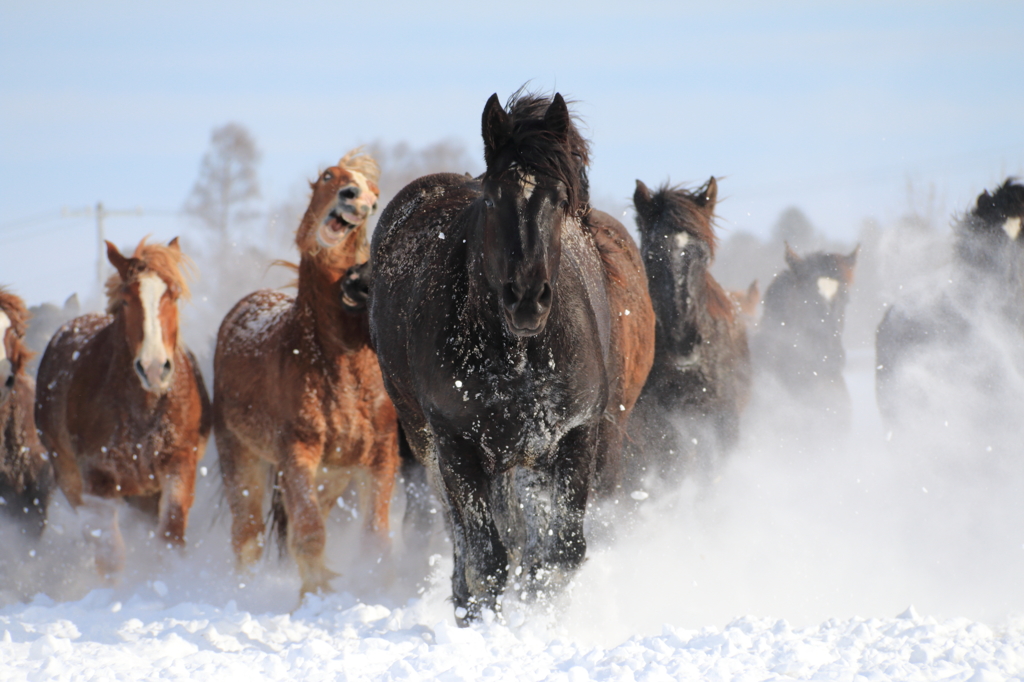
[0,288,53,538]
[752,244,858,433]
[368,91,654,624]
[627,178,751,485]
[214,149,400,597]
[36,239,211,578]
[876,179,1024,439]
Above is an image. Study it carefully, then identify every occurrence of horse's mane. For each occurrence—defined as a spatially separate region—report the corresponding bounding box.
[0,286,34,370]
[336,147,381,189]
[639,182,733,322]
[496,89,591,214]
[0,287,30,338]
[972,177,1024,226]
[105,238,194,314]
[640,182,719,257]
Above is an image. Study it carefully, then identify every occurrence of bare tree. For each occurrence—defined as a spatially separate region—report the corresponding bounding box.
[183,123,262,236]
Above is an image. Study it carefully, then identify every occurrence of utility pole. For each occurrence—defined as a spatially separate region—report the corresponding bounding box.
[61,203,143,289]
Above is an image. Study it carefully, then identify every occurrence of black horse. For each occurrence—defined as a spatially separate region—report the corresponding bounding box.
[876,179,1024,440]
[751,245,858,433]
[368,91,653,623]
[627,178,751,485]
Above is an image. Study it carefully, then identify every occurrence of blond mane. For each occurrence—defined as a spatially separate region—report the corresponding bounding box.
[0,286,31,338]
[338,147,380,188]
[105,238,195,314]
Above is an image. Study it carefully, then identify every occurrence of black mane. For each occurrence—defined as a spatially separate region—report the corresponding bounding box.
[635,180,719,256]
[485,90,592,214]
[973,177,1024,226]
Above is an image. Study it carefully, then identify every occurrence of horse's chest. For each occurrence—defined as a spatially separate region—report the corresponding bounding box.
[302,352,382,463]
[434,351,597,469]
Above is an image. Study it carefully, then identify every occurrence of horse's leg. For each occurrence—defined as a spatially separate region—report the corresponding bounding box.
[218,431,269,570]
[398,425,434,552]
[435,430,508,625]
[79,493,125,581]
[155,451,197,548]
[541,424,598,588]
[281,443,336,596]
[364,426,398,545]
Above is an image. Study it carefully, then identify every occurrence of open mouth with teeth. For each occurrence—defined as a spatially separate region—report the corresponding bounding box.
[317,205,363,249]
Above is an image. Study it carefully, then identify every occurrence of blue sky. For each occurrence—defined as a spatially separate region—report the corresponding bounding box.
[2,0,1022,305]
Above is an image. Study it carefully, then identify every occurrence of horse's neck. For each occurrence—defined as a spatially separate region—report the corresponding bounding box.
[296,256,368,355]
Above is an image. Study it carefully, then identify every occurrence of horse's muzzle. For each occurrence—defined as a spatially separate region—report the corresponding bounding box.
[502,281,552,337]
[135,358,174,393]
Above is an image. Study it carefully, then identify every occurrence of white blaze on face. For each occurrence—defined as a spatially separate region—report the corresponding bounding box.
[519,172,537,201]
[318,170,379,250]
[1002,216,1022,241]
[674,232,690,251]
[817,276,840,302]
[137,272,170,389]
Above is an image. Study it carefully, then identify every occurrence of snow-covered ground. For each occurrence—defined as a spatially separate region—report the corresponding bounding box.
[2,359,1024,680]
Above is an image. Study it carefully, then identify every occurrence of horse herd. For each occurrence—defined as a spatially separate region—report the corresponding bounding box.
[1,91,1022,624]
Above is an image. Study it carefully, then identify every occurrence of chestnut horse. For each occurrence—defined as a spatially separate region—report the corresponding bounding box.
[628,179,751,486]
[36,238,210,577]
[0,288,53,539]
[369,91,654,624]
[214,149,400,597]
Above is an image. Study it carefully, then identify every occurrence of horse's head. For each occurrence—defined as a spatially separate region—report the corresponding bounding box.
[635,178,730,351]
[296,148,380,266]
[106,237,192,394]
[0,288,31,405]
[782,244,859,324]
[956,178,1024,275]
[479,91,590,337]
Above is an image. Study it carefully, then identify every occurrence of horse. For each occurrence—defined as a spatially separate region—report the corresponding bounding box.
[214,149,400,597]
[0,288,53,539]
[627,178,751,487]
[35,238,210,578]
[876,179,1024,441]
[368,91,654,624]
[751,244,858,433]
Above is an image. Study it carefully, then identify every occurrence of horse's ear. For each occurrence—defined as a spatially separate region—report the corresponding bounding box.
[168,237,180,252]
[106,240,130,279]
[697,176,718,211]
[482,93,511,167]
[633,179,653,222]
[544,93,571,140]
[784,242,802,269]
[747,279,759,301]
[839,244,860,282]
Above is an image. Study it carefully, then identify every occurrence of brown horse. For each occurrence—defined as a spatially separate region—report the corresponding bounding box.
[0,288,53,539]
[214,149,400,597]
[35,238,211,578]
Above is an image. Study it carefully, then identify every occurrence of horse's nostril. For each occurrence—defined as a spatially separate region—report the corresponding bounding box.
[4,374,13,389]
[537,283,552,309]
[161,360,173,380]
[340,186,360,200]
[135,360,146,379]
[502,283,519,309]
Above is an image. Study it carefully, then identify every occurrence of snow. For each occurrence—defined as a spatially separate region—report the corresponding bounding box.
[2,358,1024,680]
[2,590,1023,680]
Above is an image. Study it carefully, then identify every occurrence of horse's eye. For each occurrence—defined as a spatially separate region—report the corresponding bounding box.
[323,171,333,182]
[484,197,494,209]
